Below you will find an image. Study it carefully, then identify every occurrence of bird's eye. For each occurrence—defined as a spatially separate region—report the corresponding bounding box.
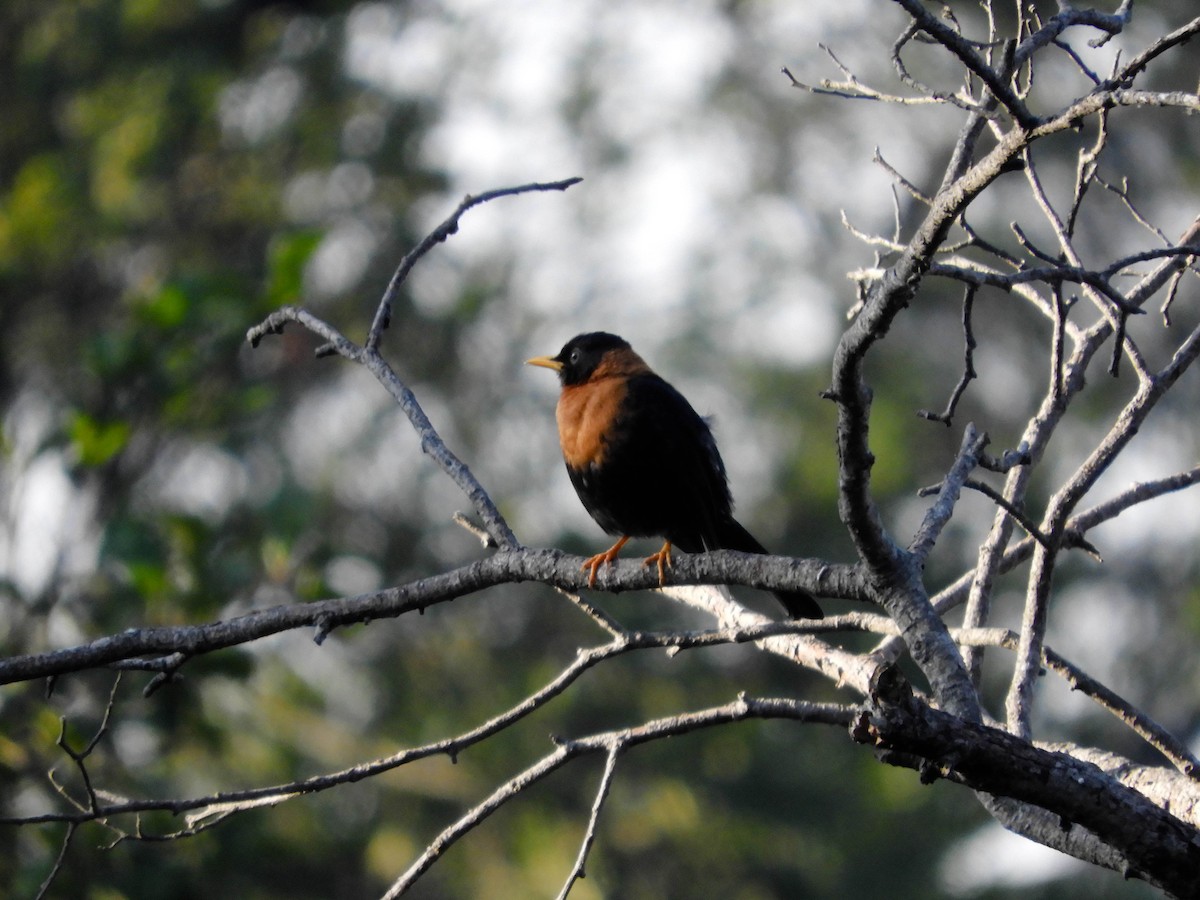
[569,348,582,365]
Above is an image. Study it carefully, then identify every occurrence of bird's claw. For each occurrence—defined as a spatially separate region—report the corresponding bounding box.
[641,541,673,587]
[581,536,631,588]
[580,554,607,588]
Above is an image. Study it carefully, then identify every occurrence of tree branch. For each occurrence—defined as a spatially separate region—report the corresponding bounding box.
[557,746,620,900]
[0,548,863,687]
[1006,322,1200,737]
[956,627,1200,779]
[385,697,853,897]
[859,668,1200,897]
[364,178,582,352]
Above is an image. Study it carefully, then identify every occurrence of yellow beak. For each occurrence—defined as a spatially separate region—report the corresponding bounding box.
[525,355,564,372]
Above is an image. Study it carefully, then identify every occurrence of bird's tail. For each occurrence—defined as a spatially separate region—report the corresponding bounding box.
[712,519,823,620]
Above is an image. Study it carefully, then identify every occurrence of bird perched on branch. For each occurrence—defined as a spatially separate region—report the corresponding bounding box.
[527,331,822,619]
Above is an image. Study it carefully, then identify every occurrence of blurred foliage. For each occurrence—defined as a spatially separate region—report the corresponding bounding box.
[1,0,1197,898]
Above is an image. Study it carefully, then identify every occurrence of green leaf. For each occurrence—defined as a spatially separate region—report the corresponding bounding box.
[68,410,131,466]
[135,282,189,329]
[264,230,322,307]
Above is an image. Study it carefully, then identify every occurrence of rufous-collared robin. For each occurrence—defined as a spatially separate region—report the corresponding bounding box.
[527,332,822,619]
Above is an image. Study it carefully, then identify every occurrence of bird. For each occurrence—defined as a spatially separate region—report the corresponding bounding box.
[526,331,822,619]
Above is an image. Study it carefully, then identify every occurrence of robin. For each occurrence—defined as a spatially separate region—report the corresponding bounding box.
[527,331,822,619]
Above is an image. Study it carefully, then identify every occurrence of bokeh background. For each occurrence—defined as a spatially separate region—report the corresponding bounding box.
[2,1,1198,897]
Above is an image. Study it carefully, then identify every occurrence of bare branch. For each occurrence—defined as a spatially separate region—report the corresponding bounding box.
[917,285,978,425]
[247,305,519,549]
[956,628,1200,779]
[1077,465,1200,529]
[0,548,863,686]
[921,463,1200,637]
[13,633,855,836]
[1066,104,1109,235]
[1006,323,1200,737]
[557,746,620,900]
[781,47,951,106]
[246,305,362,358]
[385,696,854,897]
[874,147,932,205]
[660,585,885,697]
[363,178,582,352]
[891,0,1038,127]
[1099,175,1174,246]
[928,254,1192,303]
[1022,144,1140,381]
[1108,15,1200,87]
[841,209,904,251]
[908,424,988,562]
[53,675,122,815]
[451,511,498,549]
[33,822,76,900]
[358,347,520,548]
[1014,3,1133,67]
[860,668,1200,897]
[10,4,1200,892]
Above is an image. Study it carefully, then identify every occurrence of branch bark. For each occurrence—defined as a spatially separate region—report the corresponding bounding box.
[859,668,1200,898]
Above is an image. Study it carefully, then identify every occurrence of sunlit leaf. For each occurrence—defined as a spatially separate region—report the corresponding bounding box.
[67,410,131,466]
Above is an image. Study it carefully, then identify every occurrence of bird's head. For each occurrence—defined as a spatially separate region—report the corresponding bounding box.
[526,332,644,386]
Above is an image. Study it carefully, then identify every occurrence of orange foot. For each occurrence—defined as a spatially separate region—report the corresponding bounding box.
[581,536,630,588]
[642,540,674,586]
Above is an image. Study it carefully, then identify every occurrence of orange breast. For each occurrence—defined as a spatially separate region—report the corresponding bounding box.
[556,377,627,470]
[554,348,652,470]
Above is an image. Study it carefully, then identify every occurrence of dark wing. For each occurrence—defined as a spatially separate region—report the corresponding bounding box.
[572,373,823,619]
[621,378,824,618]
[578,373,733,548]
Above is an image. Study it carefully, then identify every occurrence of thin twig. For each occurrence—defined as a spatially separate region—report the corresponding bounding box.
[918,285,978,425]
[874,148,932,205]
[384,697,854,897]
[1097,175,1173,245]
[1066,105,1108,235]
[557,745,622,899]
[956,627,1200,779]
[247,306,362,359]
[892,0,1039,127]
[1107,15,1200,87]
[1023,144,1148,380]
[1010,221,1061,265]
[451,512,498,549]
[841,210,905,251]
[364,178,582,352]
[781,57,950,106]
[54,674,122,814]
[909,424,988,562]
[1006,324,1200,737]
[34,822,76,900]
[2,619,879,835]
